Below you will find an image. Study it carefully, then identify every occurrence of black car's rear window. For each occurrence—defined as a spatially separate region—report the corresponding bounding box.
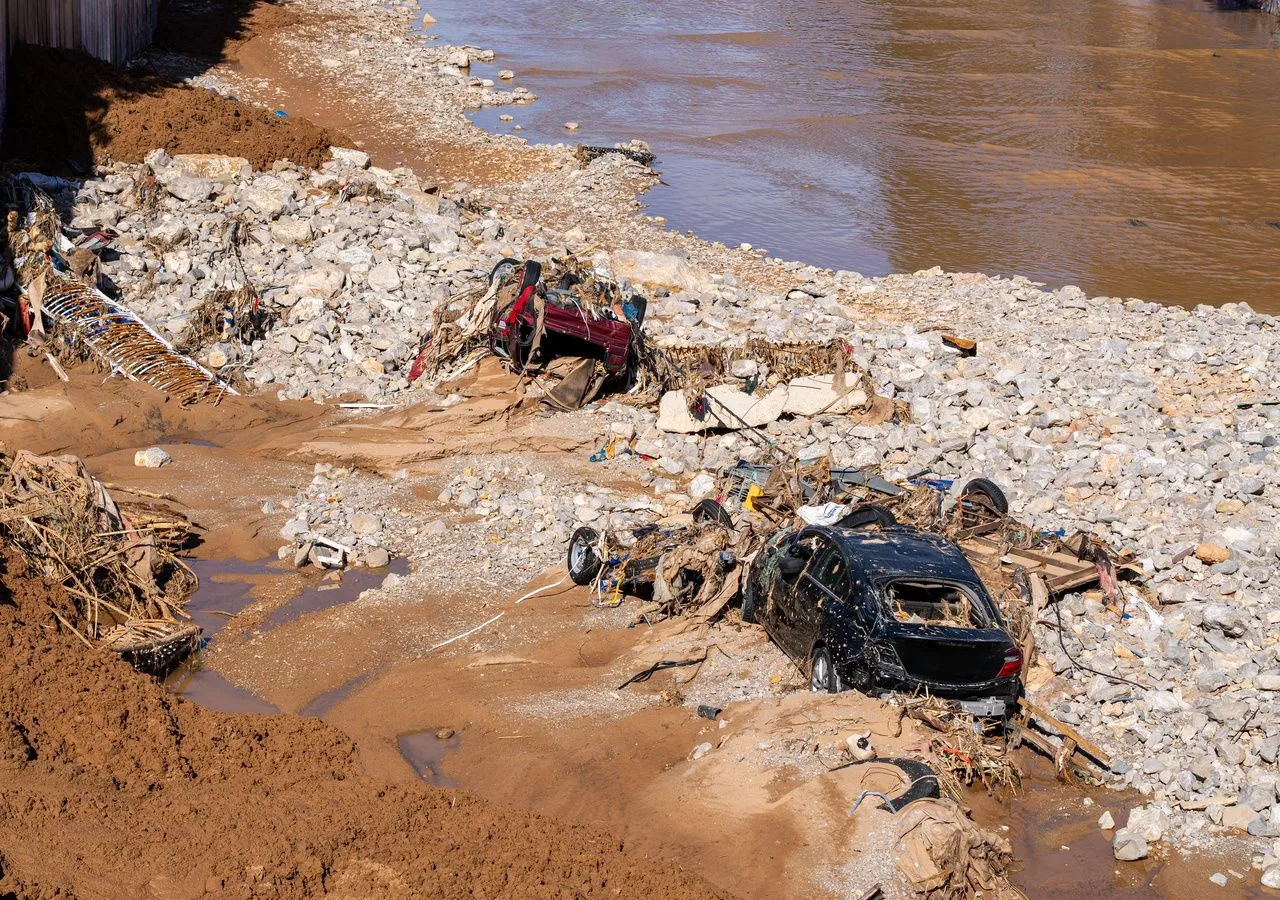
[883,579,992,629]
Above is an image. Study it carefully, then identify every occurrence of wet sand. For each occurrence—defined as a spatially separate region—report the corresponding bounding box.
[428,0,1280,311]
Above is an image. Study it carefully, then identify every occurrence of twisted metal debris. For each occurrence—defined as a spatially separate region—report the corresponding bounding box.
[39,269,237,405]
[5,176,235,405]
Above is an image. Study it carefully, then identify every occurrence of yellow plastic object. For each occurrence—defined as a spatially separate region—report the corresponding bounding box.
[744,484,764,512]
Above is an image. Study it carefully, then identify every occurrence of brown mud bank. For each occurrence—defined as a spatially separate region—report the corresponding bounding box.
[0,550,721,899]
[1,0,344,172]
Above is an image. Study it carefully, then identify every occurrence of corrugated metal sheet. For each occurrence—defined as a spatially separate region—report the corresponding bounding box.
[0,0,160,141]
[5,0,159,65]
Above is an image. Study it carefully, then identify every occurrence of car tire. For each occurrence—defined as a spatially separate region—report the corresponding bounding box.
[741,577,759,624]
[692,498,732,526]
[810,646,842,694]
[961,478,1009,515]
[836,504,897,530]
[567,526,603,586]
[489,257,522,288]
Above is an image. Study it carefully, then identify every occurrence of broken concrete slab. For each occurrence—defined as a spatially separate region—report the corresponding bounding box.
[656,384,788,434]
[783,374,868,417]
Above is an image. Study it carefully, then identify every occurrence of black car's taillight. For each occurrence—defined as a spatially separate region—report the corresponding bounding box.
[996,646,1023,679]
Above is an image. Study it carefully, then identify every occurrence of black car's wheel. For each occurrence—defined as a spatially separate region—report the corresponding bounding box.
[692,498,732,526]
[960,478,1009,515]
[837,504,897,530]
[568,526,603,586]
[810,646,842,694]
[741,576,759,624]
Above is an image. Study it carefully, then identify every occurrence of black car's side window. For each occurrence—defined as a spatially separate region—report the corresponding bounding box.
[809,546,849,597]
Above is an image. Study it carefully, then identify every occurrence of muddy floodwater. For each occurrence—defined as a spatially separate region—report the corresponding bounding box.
[429,0,1280,311]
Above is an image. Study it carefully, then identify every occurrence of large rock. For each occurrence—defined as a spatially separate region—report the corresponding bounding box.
[171,153,250,182]
[367,263,402,293]
[164,176,214,203]
[271,218,313,245]
[242,176,295,218]
[656,384,788,434]
[1124,805,1169,842]
[330,147,371,169]
[297,266,346,299]
[607,250,714,294]
[783,374,868,416]
[1112,829,1148,861]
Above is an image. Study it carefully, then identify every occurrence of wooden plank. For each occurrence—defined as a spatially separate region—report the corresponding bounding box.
[1018,697,1112,768]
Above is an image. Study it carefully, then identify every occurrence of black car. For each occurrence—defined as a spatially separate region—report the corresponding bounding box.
[743,521,1022,716]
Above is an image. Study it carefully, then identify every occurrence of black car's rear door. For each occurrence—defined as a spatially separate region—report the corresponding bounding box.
[793,544,849,654]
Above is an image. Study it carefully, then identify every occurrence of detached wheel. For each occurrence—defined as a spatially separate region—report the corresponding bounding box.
[692,498,732,526]
[568,526,603,586]
[810,646,842,694]
[961,478,1009,515]
[489,257,521,288]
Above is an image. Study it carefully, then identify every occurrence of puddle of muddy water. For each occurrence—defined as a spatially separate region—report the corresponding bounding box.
[301,671,373,718]
[398,730,462,787]
[159,437,221,448]
[167,556,408,715]
[972,754,1269,899]
[259,556,409,631]
[164,557,282,714]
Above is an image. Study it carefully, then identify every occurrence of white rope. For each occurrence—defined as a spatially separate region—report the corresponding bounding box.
[425,577,567,653]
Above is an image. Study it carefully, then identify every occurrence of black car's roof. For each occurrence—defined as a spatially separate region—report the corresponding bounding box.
[822,525,983,585]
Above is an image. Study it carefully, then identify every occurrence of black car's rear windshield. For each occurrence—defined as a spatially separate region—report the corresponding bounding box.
[881,579,992,629]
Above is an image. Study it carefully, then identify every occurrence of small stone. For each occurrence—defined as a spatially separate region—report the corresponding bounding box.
[563,122,580,131]
[1262,865,1280,889]
[691,742,712,760]
[435,728,455,740]
[1196,544,1231,564]
[133,447,172,468]
[1209,873,1227,887]
[1098,811,1115,829]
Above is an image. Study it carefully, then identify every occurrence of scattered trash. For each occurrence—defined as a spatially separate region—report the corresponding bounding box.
[892,798,1014,896]
[941,334,978,357]
[847,730,877,761]
[5,183,238,405]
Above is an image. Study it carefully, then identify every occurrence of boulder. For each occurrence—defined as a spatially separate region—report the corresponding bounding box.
[133,447,172,469]
[1112,829,1148,861]
[330,147,371,169]
[271,218,313,245]
[1125,805,1169,843]
[164,176,214,203]
[656,384,788,434]
[607,249,714,294]
[297,266,346,299]
[367,263,402,293]
[171,153,250,182]
[783,374,868,416]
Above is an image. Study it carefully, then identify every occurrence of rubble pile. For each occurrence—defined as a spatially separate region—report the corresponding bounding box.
[3,6,1275,871]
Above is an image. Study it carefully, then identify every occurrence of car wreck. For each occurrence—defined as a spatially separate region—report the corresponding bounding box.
[743,520,1023,717]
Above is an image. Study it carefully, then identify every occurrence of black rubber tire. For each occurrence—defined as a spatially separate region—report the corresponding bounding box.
[489,257,522,287]
[961,478,1009,515]
[567,526,603,586]
[836,504,897,530]
[740,577,759,624]
[692,498,732,527]
[810,646,842,694]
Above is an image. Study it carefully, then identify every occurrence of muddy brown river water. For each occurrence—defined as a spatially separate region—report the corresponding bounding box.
[428,0,1280,311]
